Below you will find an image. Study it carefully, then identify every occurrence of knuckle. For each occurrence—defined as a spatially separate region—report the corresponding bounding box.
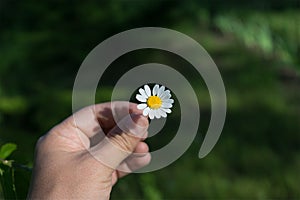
[110,132,135,153]
[36,136,45,149]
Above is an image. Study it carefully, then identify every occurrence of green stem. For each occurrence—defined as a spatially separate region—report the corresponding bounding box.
[0,164,17,199]
[0,158,32,171]
[0,158,32,199]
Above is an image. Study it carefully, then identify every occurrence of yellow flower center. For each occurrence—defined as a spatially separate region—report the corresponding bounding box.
[147,96,162,109]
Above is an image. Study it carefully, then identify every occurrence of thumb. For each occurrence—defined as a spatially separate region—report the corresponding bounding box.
[90,113,149,170]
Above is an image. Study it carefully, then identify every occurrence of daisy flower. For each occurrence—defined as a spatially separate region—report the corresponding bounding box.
[136,84,174,119]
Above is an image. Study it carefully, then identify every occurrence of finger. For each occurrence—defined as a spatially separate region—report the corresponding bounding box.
[112,153,151,185]
[135,142,150,154]
[95,101,143,133]
[117,153,151,176]
[54,101,143,149]
[112,142,150,185]
[89,113,149,171]
[70,101,142,138]
[117,142,151,178]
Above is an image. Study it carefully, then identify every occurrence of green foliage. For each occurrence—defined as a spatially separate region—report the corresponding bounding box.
[0,143,32,199]
[0,96,28,115]
[0,143,17,160]
[214,11,300,68]
[140,174,163,200]
[0,164,17,199]
[0,143,17,199]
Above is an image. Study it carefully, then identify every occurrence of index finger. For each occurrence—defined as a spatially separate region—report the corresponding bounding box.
[66,101,143,139]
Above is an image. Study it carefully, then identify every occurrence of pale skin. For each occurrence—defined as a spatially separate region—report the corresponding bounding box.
[27,102,151,200]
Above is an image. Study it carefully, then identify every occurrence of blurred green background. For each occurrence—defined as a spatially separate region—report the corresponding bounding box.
[0,0,300,199]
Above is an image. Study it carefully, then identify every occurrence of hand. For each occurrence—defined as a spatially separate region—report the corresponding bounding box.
[28,101,150,200]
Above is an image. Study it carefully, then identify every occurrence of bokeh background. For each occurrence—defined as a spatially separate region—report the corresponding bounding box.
[0,0,300,199]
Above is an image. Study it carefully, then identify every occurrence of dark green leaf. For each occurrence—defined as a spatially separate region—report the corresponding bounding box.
[0,143,17,160]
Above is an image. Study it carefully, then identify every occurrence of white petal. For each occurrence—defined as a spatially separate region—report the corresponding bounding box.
[163,99,174,104]
[136,94,147,102]
[153,84,159,96]
[158,109,167,118]
[143,107,150,116]
[149,110,155,119]
[161,93,171,100]
[154,109,161,119]
[144,85,151,97]
[139,88,148,98]
[137,103,147,110]
[162,102,172,108]
[157,86,165,96]
[159,90,170,98]
[161,108,172,113]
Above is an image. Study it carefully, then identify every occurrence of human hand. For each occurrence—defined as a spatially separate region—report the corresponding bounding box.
[27,101,150,200]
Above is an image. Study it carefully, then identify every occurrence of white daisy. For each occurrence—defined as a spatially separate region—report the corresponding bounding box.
[136,84,174,119]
